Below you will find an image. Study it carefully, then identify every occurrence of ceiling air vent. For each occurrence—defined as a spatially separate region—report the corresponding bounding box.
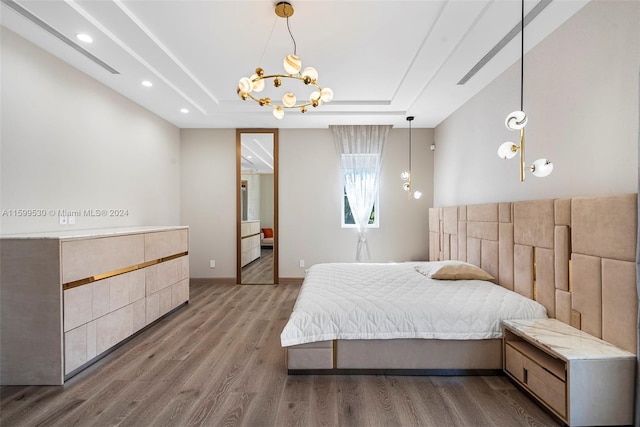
[2,0,120,74]
[457,0,552,85]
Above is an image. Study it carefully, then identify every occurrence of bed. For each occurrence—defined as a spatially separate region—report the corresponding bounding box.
[281,193,638,374]
[281,261,547,374]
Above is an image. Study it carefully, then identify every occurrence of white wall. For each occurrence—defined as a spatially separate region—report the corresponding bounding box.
[180,129,236,279]
[433,0,639,206]
[0,28,181,233]
[279,128,434,277]
[181,127,434,279]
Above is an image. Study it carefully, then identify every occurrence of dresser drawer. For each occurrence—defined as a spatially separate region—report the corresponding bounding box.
[62,234,145,283]
[144,229,188,261]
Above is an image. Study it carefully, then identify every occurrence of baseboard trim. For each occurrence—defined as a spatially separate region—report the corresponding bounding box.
[190,277,237,285]
[278,277,304,285]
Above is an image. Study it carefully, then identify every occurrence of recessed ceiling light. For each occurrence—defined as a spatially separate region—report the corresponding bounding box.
[141,80,153,87]
[76,33,93,43]
[180,108,189,114]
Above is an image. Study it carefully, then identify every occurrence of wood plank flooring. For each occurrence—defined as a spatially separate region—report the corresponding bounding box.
[242,248,274,284]
[0,283,561,427]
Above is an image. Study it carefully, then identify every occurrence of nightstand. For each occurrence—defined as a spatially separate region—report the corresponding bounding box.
[502,318,635,426]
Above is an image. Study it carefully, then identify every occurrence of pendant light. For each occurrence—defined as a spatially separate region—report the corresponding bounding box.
[497,0,553,181]
[400,116,422,199]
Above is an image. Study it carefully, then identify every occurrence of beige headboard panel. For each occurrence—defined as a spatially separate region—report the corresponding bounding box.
[429,193,638,354]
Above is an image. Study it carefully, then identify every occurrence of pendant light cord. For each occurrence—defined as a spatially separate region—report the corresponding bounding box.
[286,14,297,56]
[520,0,524,112]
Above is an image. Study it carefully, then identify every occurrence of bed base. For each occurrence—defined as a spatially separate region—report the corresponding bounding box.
[286,338,503,375]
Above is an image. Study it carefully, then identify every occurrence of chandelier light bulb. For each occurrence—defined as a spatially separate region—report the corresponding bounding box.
[505,110,528,130]
[403,182,411,191]
[284,54,302,75]
[282,92,297,108]
[238,77,253,94]
[320,88,334,103]
[251,74,265,92]
[531,159,554,177]
[400,171,410,181]
[497,142,519,159]
[301,67,318,81]
[273,106,284,119]
[413,190,423,200]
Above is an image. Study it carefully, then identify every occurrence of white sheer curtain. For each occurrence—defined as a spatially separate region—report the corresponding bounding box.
[331,125,391,262]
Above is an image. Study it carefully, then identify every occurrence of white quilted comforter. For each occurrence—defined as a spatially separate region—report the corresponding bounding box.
[280,262,547,347]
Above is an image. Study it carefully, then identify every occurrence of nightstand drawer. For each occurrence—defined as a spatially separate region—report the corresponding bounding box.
[524,357,566,417]
[505,343,525,382]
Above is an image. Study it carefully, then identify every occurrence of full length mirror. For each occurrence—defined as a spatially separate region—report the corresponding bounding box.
[236,129,278,285]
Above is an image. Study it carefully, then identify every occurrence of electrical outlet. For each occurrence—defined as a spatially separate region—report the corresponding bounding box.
[299,259,305,268]
[210,260,216,268]
[68,215,76,225]
[59,216,67,225]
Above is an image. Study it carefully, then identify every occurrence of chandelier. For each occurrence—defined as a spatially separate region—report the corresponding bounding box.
[497,0,553,181]
[400,116,422,200]
[236,1,333,120]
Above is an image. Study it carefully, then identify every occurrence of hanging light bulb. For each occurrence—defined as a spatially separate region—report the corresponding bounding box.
[400,171,410,181]
[238,77,253,94]
[320,88,334,103]
[251,74,265,92]
[273,106,284,119]
[505,110,528,130]
[283,54,302,75]
[497,142,519,159]
[282,92,296,108]
[413,191,423,200]
[301,67,318,82]
[531,159,554,177]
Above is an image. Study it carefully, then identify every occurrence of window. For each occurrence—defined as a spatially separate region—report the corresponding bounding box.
[342,185,379,228]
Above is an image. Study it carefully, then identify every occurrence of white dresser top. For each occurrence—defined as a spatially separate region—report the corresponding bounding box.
[0,225,188,241]
[503,318,635,361]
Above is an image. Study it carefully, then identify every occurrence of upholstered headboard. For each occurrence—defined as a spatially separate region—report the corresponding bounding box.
[429,193,638,354]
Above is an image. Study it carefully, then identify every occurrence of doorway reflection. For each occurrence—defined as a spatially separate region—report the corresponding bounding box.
[237,129,278,285]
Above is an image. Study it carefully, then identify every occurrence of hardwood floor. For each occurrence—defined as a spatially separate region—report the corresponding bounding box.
[242,248,274,284]
[0,283,561,427]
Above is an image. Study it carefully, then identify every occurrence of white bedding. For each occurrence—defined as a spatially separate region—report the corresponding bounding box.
[280,262,547,347]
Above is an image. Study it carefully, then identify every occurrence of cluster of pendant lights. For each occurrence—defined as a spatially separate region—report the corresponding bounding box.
[497,0,553,181]
[236,2,333,119]
[401,116,422,200]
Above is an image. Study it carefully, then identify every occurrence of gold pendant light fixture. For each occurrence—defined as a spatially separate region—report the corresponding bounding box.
[401,116,422,200]
[497,0,553,181]
[236,2,333,120]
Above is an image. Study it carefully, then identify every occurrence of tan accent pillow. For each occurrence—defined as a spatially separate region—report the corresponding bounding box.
[416,261,494,281]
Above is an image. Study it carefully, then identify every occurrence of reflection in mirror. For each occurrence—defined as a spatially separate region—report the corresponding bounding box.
[237,129,278,285]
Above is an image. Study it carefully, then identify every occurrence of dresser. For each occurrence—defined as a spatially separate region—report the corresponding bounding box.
[241,220,261,267]
[503,318,635,426]
[0,226,189,385]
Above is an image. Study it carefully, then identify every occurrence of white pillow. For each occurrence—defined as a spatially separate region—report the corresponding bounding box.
[416,260,494,281]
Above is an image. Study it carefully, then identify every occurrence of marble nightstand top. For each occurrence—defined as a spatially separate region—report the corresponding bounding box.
[503,318,635,361]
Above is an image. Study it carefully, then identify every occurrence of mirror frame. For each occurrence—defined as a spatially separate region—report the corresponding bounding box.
[236,128,279,284]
